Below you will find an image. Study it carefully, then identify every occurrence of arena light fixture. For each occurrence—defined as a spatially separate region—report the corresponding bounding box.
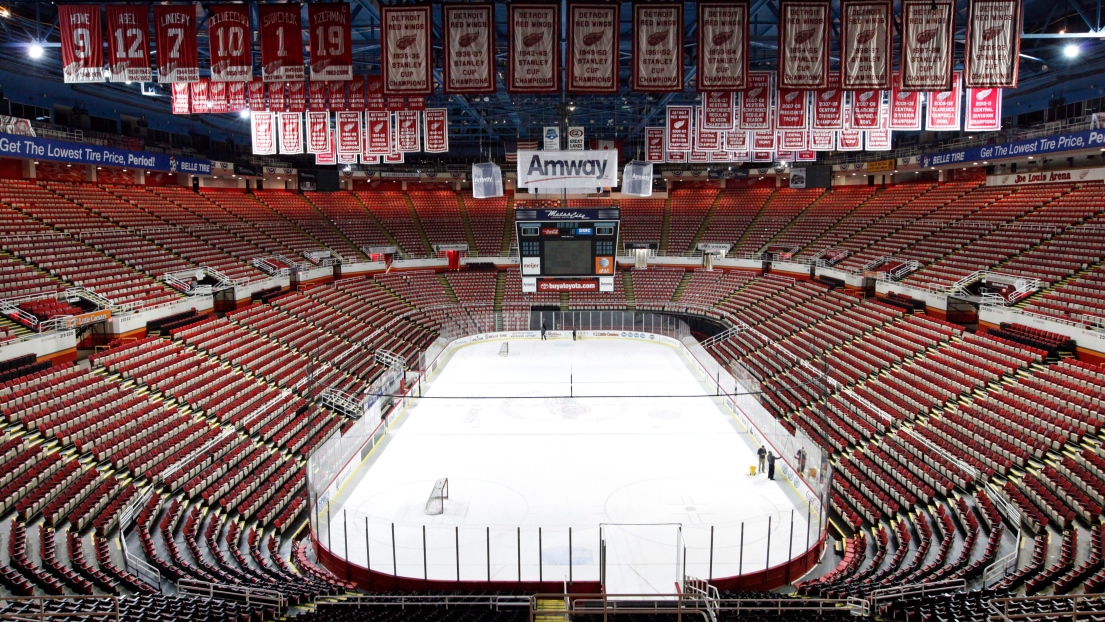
[27,43,43,59]
[1063,44,1080,58]
[239,109,251,119]
[0,7,10,18]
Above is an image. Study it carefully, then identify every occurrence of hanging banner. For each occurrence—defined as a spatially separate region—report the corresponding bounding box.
[251,111,277,155]
[838,123,863,150]
[508,4,560,93]
[813,74,844,129]
[751,151,775,162]
[632,3,684,92]
[346,78,364,110]
[381,5,432,95]
[249,79,266,111]
[424,109,449,153]
[697,1,749,91]
[59,5,105,83]
[810,129,836,150]
[287,81,307,113]
[278,112,304,154]
[739,72,773,129]
[696,108,722,150]
[516,150,619,189]
[850,89,882,129]
[726,129,749,151]
[154,5,199,83]
[106,5,151,83]
[259,4,305,82]
[926,71,963,130]
[900,0,956,91]
[442,4,495,94]
[208,4,251,82]
[666,106,693,151]
[666,150,688,163]
[268,83,286,112]
[316,130,337,165]
[702,92,735,130]
[778,0,831,89]
[866,123,892,150]
[190,79,210,114]
[472,162,504,199]
[568,126,586,150]
[208,81,228,114]
[396,110,421,152]
[623,161,654,197]
[779,130,808,150]
[840,0,892,89]
[889,73,923,130]
[646,127,666,162]
[752,130,777,150]
[329,82,349,111]
[965,0,1021,87]
[171,83,190,114]
[307,111,330,154]
[309,81,327,110]
[336,110,363,155]
[543,126,561,150]
[365,110,391,154]
[965,88,1002,131]
[308,3,353,81]
[228,82,248,112]
[777,89,809,129]
[567,3,619,94]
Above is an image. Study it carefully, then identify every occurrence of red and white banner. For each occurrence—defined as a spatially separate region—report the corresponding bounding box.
[106,5,151,83]
[778,0,831,89]
[251,111,277,155]
[209,81,228,114]
[965,87,1002,131]
[866,118,892,150]
[249,79,266,111]
[740,72,773,129]
[567,3,619,94]
[838,125,863,150]
[702,92,735,130]
[309,3,353,81]
[365,110,391,154]
[795,150,817,161]
[779,130,808,150]
[59,5,105,83]
[751,151,775,162]
[632,3,683,92]
[889,73,923,130]
[667,150,688,163]
[752,130,777,150]
[387,97,405,111]
[287,81,307,113]
[926,71,963,130]
[690,150,710,163]
[965,0,1021,87]
[228,82,248,112]
[777,89,808,129]
[345,78,363,110]
[810,129,836,150]
[726,129,749,151]
[696,108,722,150]
[408,97,426,111]
[850,89,882,129]
[154,5,199,83]
[208,4,251,82]
[171,83,190,114]
[396,110,421,152]
[190,79,210,114]
[336,111,363,156]
[697,2,749,91]
[309,81,327,110]
[442,4,495,94]
[646,127,666,162]
[840,0,892,89]
[278,112,303,154]
[666,106,693,151]
[900,0,956,91]
[316,130,337,165]
[331,82,349,111]
[307,111,330,154]
[812,75,844,129]
[508,4,560,93]
[381,5,432,95]
[424,109,449,153]
[259,4,304,82]
[268,83,286,112]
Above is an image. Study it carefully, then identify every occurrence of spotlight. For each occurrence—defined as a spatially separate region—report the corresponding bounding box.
[0,7,9,18]
[239,109,251,119]
[1063,44,1080,58]
[27,43,43,59]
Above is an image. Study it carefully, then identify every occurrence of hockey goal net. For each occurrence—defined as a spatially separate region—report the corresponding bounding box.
[424,478,449,515]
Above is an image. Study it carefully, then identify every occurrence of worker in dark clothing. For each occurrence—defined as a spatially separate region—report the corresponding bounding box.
[767,452,778,480]
[541,322,547,340]
[572,329,577,341]
[757,446,767,475]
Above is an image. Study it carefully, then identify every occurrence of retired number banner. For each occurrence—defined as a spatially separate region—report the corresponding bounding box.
[568,3,619,94]
[508,4,560,93]
[335,111,364,156]
[259,4,304,82]
[251,112,277,155]
[702,92,735,130]
[777,89,808,129]
[666,106,693,151]
[840,0,892,89]
[424,109,449,153]
[778,1,831,89]
[646,128,666,162]
[155,5,199,83]
[889,72,923,130]
[307,111,331,154]
[365,110,392,155]
[106,5,151,83]
[965,0,1021,87]
[382,6,433,95]
[900,0,956,91]
[309,3,353,81]
[208,4,251,82]
[396,110,421,152]
[697,2,749,91]
[740,72,773,129]
[926,71,962,130]
[279,112,303,155]
[442,5,495,94]
[632,3,683,92]
[813,74,844,129]
[965,87,1002,131]
[59,5,105,83]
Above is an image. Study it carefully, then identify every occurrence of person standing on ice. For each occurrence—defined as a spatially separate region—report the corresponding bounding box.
[541,321,547,340]
[766,452,778,480]
[572,328,577,341]
[757,446,766,475]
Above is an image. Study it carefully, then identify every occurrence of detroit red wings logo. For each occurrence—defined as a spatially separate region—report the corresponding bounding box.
[458,33,480,47]
[821,90,837,100]
[856,29,877,44]
[793,29,817,45]
[982,25,1004,40]
[650,137,661,145]
[342,122,356,133]
[747,87,764,98]
[974,89,993,100]
[784,91,801,102]
[712,31,735,46]
[372,122,386,132]
[916,29,939,44]
[522,32,544,47]
[401,118,415,129]
[395,35,419,50]
[430,122,443,131]
[582,32,605,46]
[672,119,687,129]
[646,31,669,46]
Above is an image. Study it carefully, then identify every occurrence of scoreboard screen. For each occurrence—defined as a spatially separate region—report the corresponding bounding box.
[516,208,620,279]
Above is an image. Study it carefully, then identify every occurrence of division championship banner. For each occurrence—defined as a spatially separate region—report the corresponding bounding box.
[308,3,354,81]
[381,5,433,95]
[59,5,105,83]
[965,0,1022,87]
[567,3,619,94]
[900,0,956,90]
[259,4,304,82]
[697,2,749,91]
[889,72,923,130]
[965,87,1002,131]
[208,4,251,82]
[106,5,151,83]
[508,4,560,93]
[840,0,892,89]
[307,111,331,154]
[442,4,495,94]
[666,106,693,151]
[632,3,683,92]
[778,0,831,89]
[813,74,844,129]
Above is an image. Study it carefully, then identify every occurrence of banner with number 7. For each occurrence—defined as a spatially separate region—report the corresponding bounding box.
[154,4,199,83]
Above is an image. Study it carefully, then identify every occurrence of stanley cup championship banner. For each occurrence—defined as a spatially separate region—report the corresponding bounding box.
[900,0,956,91]
[106,5,151,83]
[778,0,831,89]
[381,6,433,95]
[965,0,1022,87]
[567,3,619,94]
[632,3,684,92]
[308,3,353,81]
[59,5,105,83]
[508,4,560,93]
[840,0,892,89]
[154,5,199,83]
[259,4,304,82]
[442,4,495,94]
[208,4,251,82]
[697,2,749,91]
[424,109,449,153]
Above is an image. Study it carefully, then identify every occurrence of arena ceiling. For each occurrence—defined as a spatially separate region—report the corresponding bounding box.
[0,0,1102,158]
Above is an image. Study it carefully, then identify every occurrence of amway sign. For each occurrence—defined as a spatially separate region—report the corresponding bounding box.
[517,150,618,189]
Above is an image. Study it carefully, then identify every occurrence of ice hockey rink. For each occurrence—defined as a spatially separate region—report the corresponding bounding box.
[324,335,816,595]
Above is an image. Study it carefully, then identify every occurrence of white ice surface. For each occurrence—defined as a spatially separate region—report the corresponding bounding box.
[324,337,813,594]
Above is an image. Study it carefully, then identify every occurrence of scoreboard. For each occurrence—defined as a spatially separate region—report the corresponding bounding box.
[515,207,620,292]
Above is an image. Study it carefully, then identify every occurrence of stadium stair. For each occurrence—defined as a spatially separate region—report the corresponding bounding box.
[560,292,569,311]
[404,194,435,255]
[729,192,780,253]
[685,192,724,251]
[438,275,459,303]
[454,193,480,253]
[670,271,694,302]
[534,597,568,622]
[500,193,516,256]
[349,193,409,256]
[659,195,672,253]
[623,272,636,310]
